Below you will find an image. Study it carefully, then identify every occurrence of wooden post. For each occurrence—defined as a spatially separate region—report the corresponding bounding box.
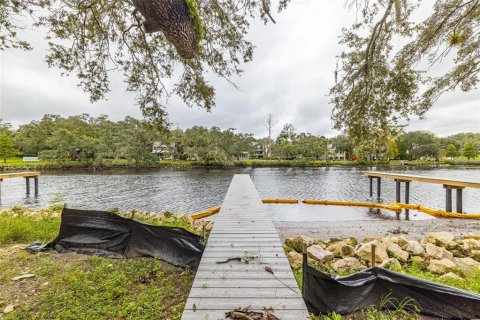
[376,178,381,202]
[302,242,308,297]
[25,177,30,196]
[444,185,452,212]
[405,181,410,220]
[395,179,401,203]
[63,203,68,208]
[371,244,376,268]
[34,177,39,197]
[302,242,308,269]
[456,188,464,213]
[369,176,373,198]
[203,224,206,239]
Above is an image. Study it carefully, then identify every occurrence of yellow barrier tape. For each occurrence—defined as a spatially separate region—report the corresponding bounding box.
[303,199,402,212]
[190,200,480,221]
[393,202,480,219]
[191,206,221,220]
[302,199,480,220]
[262,199,299,204]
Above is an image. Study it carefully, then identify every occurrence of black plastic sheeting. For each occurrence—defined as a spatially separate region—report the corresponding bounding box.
[27,208,205,269]
[302,259,480,319]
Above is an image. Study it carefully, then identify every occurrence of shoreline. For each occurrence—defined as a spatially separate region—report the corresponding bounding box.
[274,219,480,242]
[2,159,480,172]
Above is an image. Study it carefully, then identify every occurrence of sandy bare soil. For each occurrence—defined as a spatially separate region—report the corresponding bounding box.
[274,219,480,242]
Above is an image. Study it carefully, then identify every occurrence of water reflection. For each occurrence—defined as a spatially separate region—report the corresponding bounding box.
[1,167,479,221]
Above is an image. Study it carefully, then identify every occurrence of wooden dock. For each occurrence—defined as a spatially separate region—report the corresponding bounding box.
[182,174,309,320]
[364,171,480,213]
[0,172,40,199]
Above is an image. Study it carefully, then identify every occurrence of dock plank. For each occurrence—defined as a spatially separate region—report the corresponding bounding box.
[181,175,308,319]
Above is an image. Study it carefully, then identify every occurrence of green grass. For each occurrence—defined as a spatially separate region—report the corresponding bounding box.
[0,206,62,244]
[403,261,480,293]
[0,206,202,319]
[313,294,421,320]
[0,206,202,246]
[0,248,193,320]
[2,157,480,171]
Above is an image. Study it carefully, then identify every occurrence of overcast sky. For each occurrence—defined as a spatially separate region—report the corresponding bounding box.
[0,0,479,138]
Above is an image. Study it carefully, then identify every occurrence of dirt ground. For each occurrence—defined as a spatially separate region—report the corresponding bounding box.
[274,219,480,242]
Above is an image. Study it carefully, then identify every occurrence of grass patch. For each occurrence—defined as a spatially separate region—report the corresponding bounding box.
[0,248,193,319]
[313,294,421,320]
[0,206,204,319]
[0,206,63,245]
[2,157,480,171]
[403,262,480,294]
[0,206,203,246]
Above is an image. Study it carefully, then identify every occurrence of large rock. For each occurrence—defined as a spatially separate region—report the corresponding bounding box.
[285,235,315,253]
[287,250,303,269]
[388,235,409,248]
[440,272,464,281]
[300,235,315,246]
[344,237,358,247]
[453,257,480,275]
[428,258,456,275]
[355,240,388,264]
[285,237,303,253]
[471,250,480,262]
[307,245,334,263]
[379,258,402,271]
[404,241,424,256]
[3,304,14,314]
[314,239,327,249]
[327,241,355,258]
[411,256,426,269]
[363,236,383,243]
[425,243,453,261]
[387,243,409,263]
[331,257,362,274]
[450,249,466,258]
[461,239,480,253]
[426,232,455,248]
[464,233,480,241]
[283,244,294,253]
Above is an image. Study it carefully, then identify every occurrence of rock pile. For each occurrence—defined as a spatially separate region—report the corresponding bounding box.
[284,231,480,277]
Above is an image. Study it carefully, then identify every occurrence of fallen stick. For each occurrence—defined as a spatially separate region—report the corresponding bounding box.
[264,266,298,294]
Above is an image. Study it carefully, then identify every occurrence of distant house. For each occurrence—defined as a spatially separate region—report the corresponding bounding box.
[152,141,173,160]
[328,144,346,160]
[238,151,250,160]
[253,142,266,159]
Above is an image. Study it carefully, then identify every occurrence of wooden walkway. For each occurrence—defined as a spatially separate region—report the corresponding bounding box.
[182,175,309,320]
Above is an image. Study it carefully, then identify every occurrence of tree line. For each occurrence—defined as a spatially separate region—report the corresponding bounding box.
[0,115,478,164]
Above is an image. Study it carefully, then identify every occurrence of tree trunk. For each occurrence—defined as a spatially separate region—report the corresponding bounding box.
[132,0,198,59]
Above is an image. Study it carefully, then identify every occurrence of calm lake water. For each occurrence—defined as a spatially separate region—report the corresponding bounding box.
[1,167,479,221]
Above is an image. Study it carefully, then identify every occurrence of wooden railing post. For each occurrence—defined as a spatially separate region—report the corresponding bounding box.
[376,177,381,202]
[371,244,376,268]
[457,188,463,213]
[25,177,30,196]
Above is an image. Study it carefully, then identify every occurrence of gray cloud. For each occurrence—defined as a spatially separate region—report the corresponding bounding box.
[0,0,478,137]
